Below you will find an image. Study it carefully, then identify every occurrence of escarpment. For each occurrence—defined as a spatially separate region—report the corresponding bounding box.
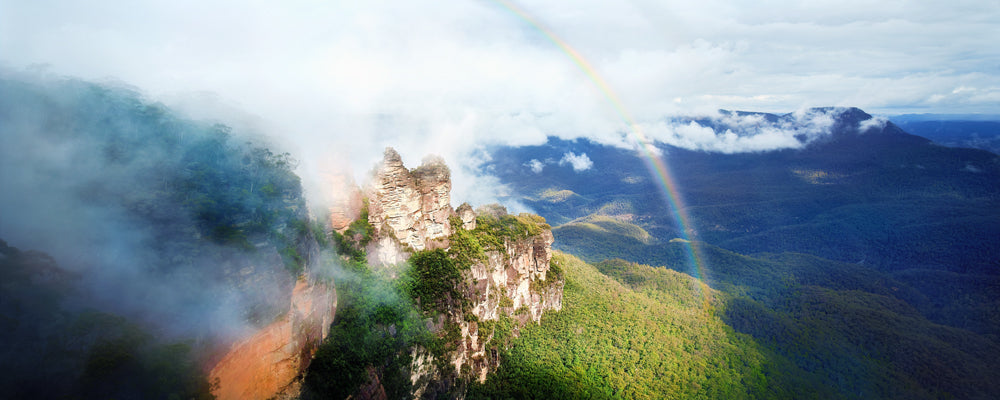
[210,147,563,399]
[450,220,563,384]
[208,237,337,400]
[359,148,565,396]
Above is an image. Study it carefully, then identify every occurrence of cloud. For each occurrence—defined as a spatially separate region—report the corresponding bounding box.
[560,152,594,171]
[525,159,545,173]
[636,108,849,153]
[0,0,997,209]
[859,115,888,132]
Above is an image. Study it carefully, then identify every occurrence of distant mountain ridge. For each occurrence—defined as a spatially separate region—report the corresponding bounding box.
[889,115,1000,154]
[483,105,999,326]
[697,107,928,145]
[477,106,1000,398]
[486,107,998,267]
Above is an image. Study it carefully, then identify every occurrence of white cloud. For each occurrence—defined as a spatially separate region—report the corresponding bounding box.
[859,115,888,132]
[1,0,997,206]
[638,108,855,153]
[643,120,802,154]
[560,152,594,171]
[525,159,545,173]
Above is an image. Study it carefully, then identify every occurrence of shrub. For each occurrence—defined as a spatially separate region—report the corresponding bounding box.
[408,249,463,313]
[448,229,486,269]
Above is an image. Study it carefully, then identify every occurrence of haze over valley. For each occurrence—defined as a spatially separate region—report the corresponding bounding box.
[1,1,999,398]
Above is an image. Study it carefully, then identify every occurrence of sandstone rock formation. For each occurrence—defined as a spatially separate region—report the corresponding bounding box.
[208,231,335,400]
[324,169,363,234]
[405,210,564,393]
[359,149,565,395]
[467,228,559,322]
[367,148,453,260]
[453,223,563,382]
[209,276,336,400]
[456,202,476,231]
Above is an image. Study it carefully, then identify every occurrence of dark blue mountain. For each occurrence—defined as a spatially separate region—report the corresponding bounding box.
[483,107,1000,336]
[890,115,1000,154]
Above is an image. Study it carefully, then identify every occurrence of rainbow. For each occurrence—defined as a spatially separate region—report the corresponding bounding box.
[492,0,713,307]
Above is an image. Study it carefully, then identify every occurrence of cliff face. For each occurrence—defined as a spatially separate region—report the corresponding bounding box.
[407,213,564,395]
[209,277,336,400]
[452,224,564,383]
[367,148,453,259]
[208,240,337,400]
[364,148,564,393]
[467,228,560,322]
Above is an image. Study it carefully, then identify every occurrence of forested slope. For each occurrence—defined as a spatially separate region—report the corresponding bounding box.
[471,253,1000,399]
[479,109,1000,398]
[0,72,318,398]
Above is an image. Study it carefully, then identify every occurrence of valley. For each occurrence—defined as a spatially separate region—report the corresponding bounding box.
[477,108,1000,398]
[2,74,998,399]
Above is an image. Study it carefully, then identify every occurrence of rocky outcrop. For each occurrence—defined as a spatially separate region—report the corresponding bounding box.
[367,148,453,261]
[363,149,565,393]
[357,367,389,400]
[467,228,560,323]
[365,235,408,269]
[403,211,564,392]
[209,276,336,400]
[456,203,476,231]
[450,214,563,382]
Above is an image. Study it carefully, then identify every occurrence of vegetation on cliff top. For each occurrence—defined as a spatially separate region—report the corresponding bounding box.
[472,206,550,251]
[405,207,552,315]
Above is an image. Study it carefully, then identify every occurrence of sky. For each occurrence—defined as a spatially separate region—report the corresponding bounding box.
[2,0,999,205]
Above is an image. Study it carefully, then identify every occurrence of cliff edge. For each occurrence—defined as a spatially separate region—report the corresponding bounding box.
[363,148,564,396]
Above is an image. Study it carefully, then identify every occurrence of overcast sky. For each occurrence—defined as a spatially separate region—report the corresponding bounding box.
[2,0,998,205]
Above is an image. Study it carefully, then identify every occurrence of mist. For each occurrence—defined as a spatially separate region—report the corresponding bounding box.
[1,1,997,397]
[0,70,324,397]
[3,0,997,216]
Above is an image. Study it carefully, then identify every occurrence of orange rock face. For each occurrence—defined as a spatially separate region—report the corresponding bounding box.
[325,170,364,234]
[209,277,336,400]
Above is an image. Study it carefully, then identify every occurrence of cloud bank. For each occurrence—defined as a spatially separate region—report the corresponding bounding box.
[1,0,997,207]
[641,108,849,153]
